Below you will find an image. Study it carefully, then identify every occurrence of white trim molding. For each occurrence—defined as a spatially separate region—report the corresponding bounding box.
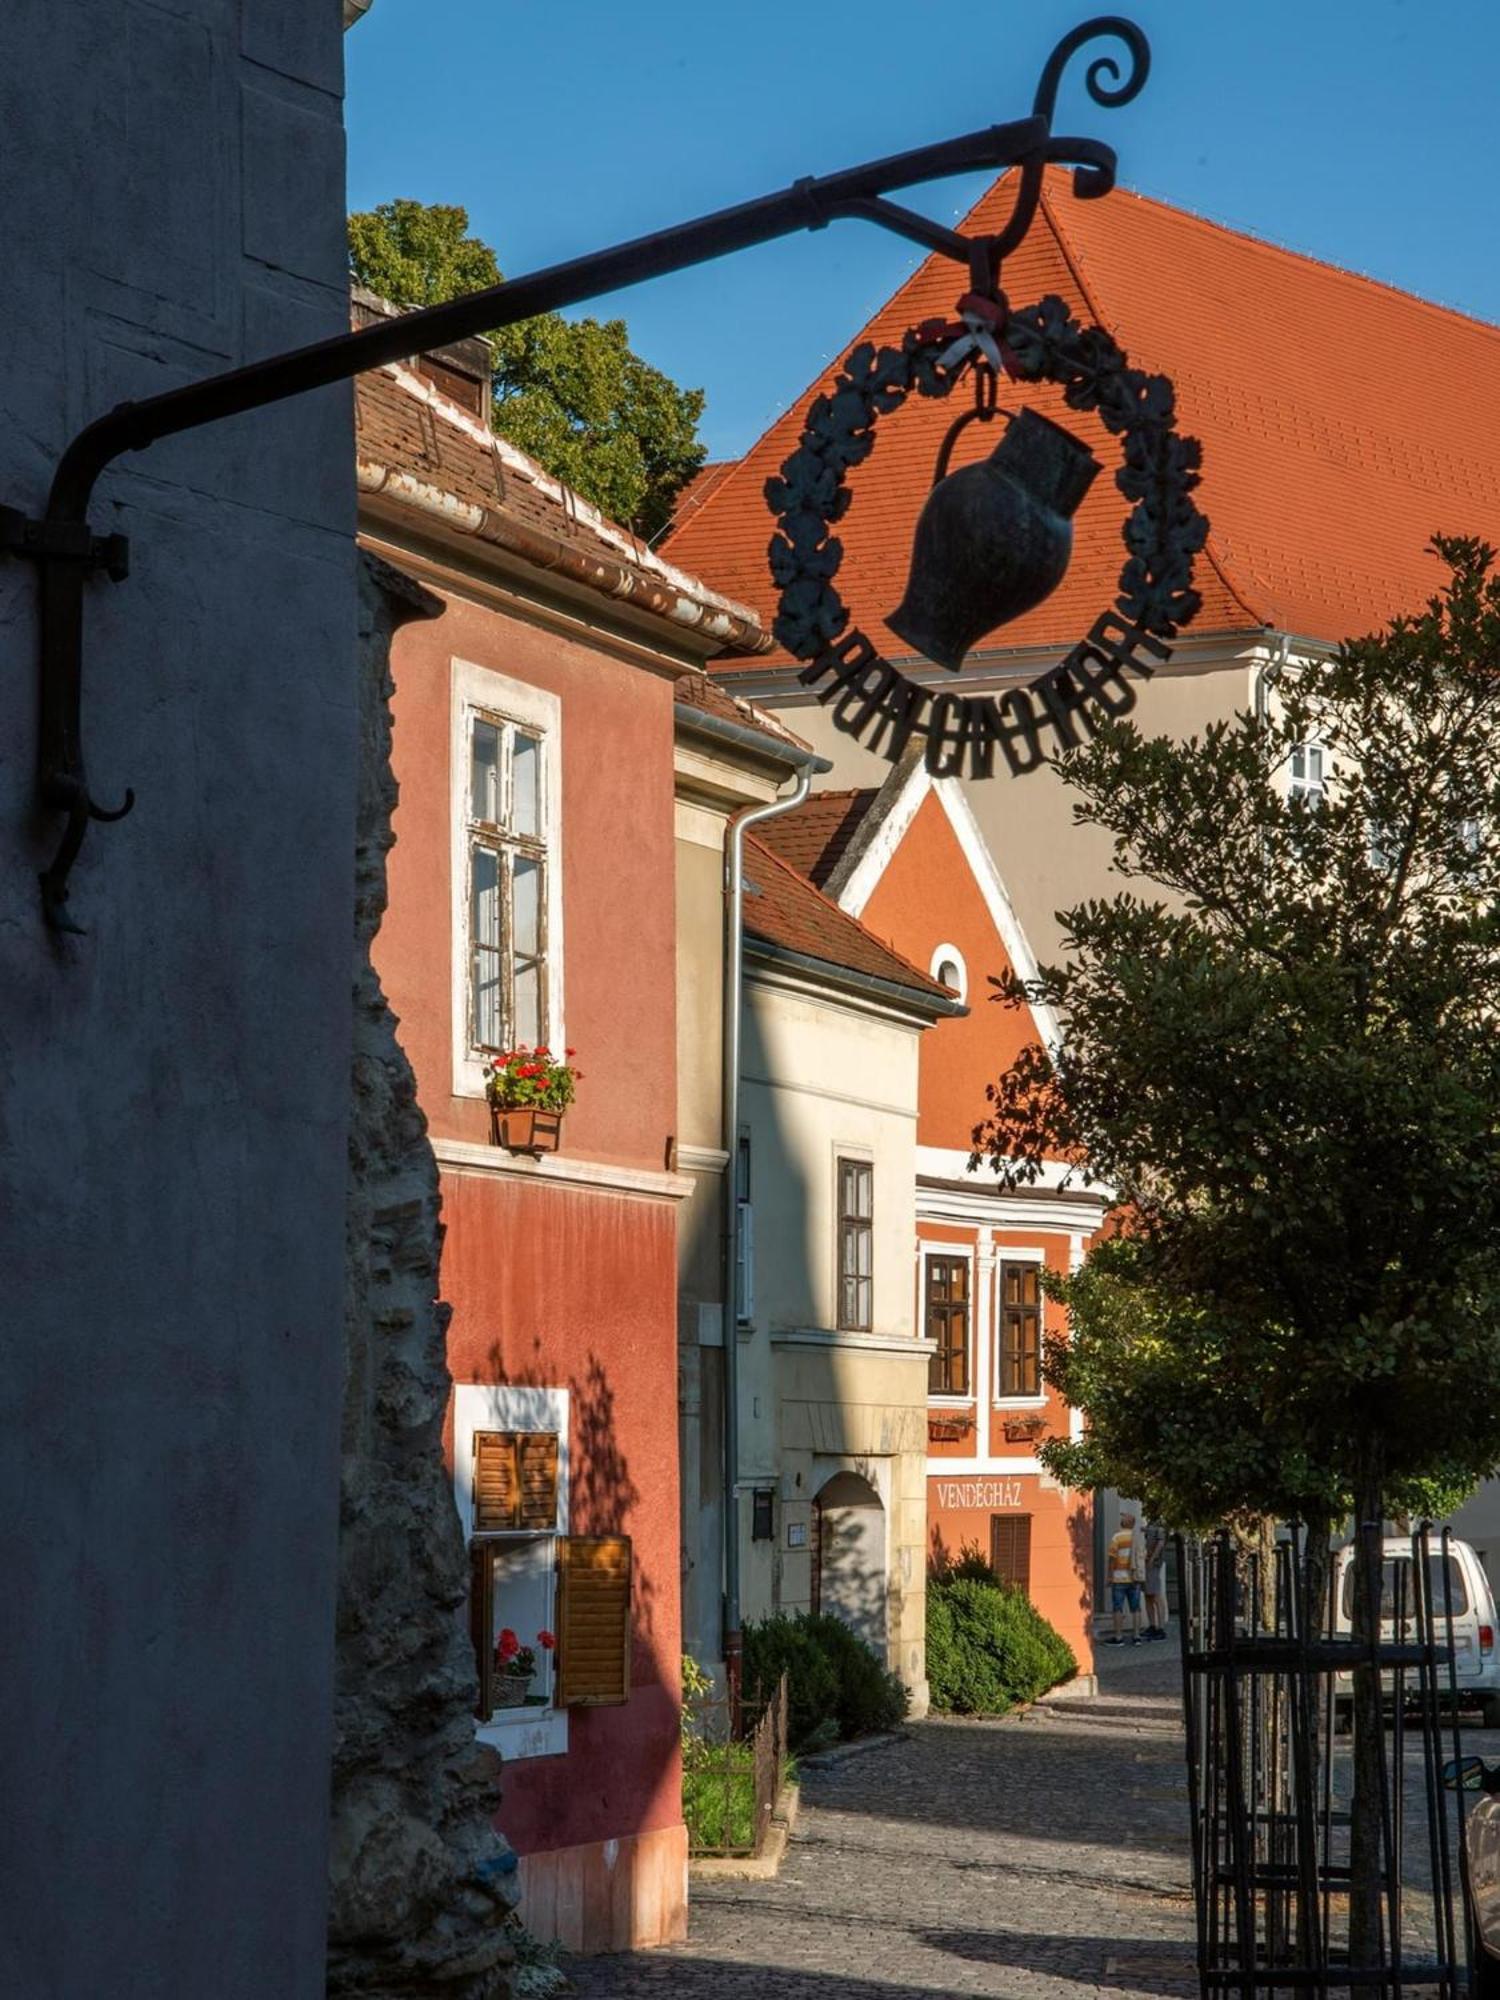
[434,1136,694,1202]
[450,657,565,1101]
[771,1327,937,1359]
[678,1143,731,1175]
[928,941,968,1004]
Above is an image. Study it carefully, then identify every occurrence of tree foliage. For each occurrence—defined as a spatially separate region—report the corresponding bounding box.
[348,199,707,539]
[972,538,1500,1529]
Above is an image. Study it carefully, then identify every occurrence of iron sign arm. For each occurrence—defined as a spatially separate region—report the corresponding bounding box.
[10,15,1150,931]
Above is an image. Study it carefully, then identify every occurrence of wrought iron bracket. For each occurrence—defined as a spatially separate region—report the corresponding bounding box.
[8,14,1149,932]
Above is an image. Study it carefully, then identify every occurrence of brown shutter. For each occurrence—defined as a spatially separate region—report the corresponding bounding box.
[473,1431,520,1530]
[990,1514,1033,1596]
[470,1540,495,1719]
[556,1536,632,1707]
[518,1433,560,1529]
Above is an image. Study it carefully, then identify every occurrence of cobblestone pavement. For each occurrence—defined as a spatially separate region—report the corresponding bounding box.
[567,1641,1197,1998]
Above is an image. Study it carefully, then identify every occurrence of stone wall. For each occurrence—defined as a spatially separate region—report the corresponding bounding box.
[0,4,359,1992]
[328,556,516,1997]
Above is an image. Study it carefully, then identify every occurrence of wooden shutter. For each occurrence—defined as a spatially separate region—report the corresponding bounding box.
[473,1431,520,1530]
[556,1536,632,1707]
[469,1540,495,1719]
[518,1433,559,1529]
[990,1514,1033,1595]
[473,1429,558,1531]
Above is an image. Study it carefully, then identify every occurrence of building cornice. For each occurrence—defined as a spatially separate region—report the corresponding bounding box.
[433,1137,694,1202]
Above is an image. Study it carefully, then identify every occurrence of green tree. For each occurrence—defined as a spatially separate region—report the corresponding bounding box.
[348,199,706,539]
[972,538,1500,1957]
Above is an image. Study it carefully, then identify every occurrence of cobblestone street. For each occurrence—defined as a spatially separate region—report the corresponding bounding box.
[567,1644,1195,1998]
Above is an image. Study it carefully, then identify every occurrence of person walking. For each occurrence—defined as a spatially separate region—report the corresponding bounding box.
[1143,1519,1170,1639]
[1106,1510,1146,1645]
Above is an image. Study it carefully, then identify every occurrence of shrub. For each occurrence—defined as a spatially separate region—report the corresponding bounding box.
[926,1577,1077,1715]
[931,1539,1003,1585]
[743,1612,907,1747]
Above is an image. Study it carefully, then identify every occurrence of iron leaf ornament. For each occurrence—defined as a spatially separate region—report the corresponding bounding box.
[764,295,1209,780]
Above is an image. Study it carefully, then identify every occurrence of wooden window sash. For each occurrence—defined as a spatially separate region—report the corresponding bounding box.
[556,1536,632,1708]
[926,1256,970,1396]
[470,1539,496,1720]
[998,1264,1042,1397]
[837,1159,873,1332]
[465,709,550,1055]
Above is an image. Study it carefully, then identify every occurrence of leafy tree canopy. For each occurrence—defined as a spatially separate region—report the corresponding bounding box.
[348,199,707,539]
[973,538,1500,1530]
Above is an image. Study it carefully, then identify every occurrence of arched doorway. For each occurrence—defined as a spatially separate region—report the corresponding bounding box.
[811,1469,888,1654]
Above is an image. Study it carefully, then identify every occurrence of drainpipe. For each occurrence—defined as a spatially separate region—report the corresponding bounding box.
[721,751,830,1712]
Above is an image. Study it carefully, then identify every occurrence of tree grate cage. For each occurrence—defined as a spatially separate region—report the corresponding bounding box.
[1176,1524,1472,1999]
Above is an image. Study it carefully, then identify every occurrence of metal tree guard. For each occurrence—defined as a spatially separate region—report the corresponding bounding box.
[0,17,1154,932]
[1178,1523,1469,1999]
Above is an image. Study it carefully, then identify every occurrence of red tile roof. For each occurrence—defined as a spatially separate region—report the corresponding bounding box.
[668,458,739,536]
[752,789,878,889]
[355,365,768,652]
[673,672,810,753]
[668,169,1500,667]
[743,831,951,1005]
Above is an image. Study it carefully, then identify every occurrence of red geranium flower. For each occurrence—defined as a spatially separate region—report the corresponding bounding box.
[495,1627,520,1663]
[537,1629,556,1650]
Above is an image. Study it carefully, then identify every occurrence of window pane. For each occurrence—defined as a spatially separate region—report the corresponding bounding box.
[471,720,502,824]
[471,846,503,1048]
[513,731,541,837]
[514,959,542,1048]
[855,1228,872,1280]
[855,1164,872,1219]
[514,857,542,957]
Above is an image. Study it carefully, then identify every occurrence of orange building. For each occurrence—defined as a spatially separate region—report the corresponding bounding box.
[757,755,1105,1670]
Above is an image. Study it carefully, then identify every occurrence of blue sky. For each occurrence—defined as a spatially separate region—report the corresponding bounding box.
[346,1,1500,462]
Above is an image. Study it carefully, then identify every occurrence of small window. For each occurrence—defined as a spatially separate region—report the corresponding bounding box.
[837,1158,873,1332]
[466,707,552,1055]
[752,1489,775,1541]
[997,1262,1042,1398]
[928,943,968,1004]
[736,1132,754,1325]
[1288,741,1326,808]
[990,1514,1033,1594]
[926,1254,971,1397]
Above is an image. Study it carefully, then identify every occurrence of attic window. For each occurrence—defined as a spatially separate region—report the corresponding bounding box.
[929,943,968,1004]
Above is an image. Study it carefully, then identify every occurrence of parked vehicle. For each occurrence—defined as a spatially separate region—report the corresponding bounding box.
[1332,1535,1500,1728]
[1444,1753,1500,1997]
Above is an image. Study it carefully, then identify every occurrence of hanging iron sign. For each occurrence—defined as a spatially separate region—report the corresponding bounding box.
[765,291,1208,779]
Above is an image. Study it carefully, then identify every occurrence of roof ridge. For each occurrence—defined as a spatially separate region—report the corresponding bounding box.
[1038,176,1268,631]
[743,829,947,996]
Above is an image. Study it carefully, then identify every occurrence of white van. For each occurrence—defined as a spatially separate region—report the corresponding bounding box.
[1332,1535,1500,1725]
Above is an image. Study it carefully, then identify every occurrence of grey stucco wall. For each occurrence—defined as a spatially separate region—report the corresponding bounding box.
[0,4,356,1994]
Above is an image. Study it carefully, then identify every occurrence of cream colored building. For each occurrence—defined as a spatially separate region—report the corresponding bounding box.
[733,831,961,1710]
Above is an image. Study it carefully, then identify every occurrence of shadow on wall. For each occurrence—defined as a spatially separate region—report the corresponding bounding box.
[1067,1493,1093,1633]
[814,1470,890,1655]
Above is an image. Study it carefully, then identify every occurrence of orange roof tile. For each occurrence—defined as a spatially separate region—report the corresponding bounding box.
[743,832,952,1005]
[666,458,739,537]
[673,672,809,752]
[669,169,1500,667]
[752,789,878,888]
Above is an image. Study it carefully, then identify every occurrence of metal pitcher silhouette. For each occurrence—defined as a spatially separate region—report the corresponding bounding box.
[888,406,1101,673]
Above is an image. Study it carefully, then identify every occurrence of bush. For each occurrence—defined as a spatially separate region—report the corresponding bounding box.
[743,1612,907,1747]
[926,1577,1076,1716]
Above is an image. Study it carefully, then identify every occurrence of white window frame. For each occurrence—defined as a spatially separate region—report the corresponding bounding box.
[834,1148,875,1334]
[1287,740,1326,808]
[453,1381,570,1759]
[992,1248,1047,1407]
[928,942,969,1005]
[923,1247,975,1405]
[450,659,565,1101]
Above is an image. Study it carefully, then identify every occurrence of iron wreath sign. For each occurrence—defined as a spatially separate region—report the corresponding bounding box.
[765,293,1209,779]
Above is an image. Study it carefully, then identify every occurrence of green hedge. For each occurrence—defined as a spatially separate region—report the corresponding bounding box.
[743,1612,908,1748]
[926,1576,1077,1715]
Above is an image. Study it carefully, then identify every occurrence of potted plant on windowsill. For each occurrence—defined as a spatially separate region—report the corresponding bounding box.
[485,1046,580,1154]
[492,1626,556,1707]
[1002,1411,1048,1444]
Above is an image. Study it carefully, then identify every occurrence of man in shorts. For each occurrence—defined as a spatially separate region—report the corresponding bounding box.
[1106,1510,1146,1645]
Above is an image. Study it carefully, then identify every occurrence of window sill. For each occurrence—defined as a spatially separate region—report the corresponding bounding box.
[476,1705,569,1760]
[928,1394,975,1409]
[993,1394,1047,1410]
[771,1328,940,1358]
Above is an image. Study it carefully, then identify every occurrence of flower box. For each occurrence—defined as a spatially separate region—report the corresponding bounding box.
[489,1104,564,1155]
[928,1412,974,1444]
[494,1675,533,1708]
[1002,1413,1047,1444]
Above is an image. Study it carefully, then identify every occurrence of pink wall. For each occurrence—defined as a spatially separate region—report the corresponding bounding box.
[374,582,684,1857]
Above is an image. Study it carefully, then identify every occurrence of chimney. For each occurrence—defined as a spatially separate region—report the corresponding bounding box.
[350,286,494,426]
